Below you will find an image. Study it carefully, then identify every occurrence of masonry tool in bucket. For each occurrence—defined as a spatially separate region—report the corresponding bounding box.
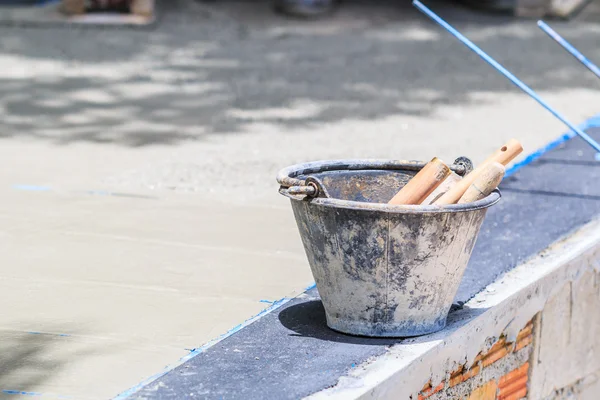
[277,146,517,337]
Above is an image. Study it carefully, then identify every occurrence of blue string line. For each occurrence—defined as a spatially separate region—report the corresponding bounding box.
[412,0,600,155]
[538,20,600,80]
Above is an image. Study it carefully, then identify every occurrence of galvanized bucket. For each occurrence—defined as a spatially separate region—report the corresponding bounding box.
[277,159,500,337]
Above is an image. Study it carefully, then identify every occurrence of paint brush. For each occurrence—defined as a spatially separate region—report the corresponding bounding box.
[538,21,600,80]
[412,0,600,156]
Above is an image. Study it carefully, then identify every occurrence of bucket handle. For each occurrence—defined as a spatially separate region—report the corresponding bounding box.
[284,176,330,198]
[277,158,473,199]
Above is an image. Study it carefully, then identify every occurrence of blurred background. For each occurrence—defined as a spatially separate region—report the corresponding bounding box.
[0,0,599,398]
[0,0,598,203]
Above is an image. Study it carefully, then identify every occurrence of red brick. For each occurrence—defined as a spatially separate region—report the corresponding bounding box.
[499,363,529,387]
[449,366,466,387]
[467,380,497,400]
[487,337,507,354]
[449,364,482,388]
[461,365,481,382]
[516,323,533,340]
[498,363,529,400]
[418,381,444,400]
[499,387,527,400]
[482,344,511,368]
[515,334,532,351]
[498,376,527,400]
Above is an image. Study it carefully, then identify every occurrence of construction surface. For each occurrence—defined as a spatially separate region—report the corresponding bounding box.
[0,0,600,398]
[130,126,600,399]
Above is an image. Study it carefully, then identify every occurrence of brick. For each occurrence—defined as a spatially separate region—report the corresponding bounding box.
[449,366,466,387]
[462,364,481,382]
[482,344,511,368]
[517,322,533,340]
[449,364,483,388]
[499,387,527,400]
[418,381,444,400]
[498,363,529,400]
[499,363,529,387]
[467,380,498,400]
[498,376,527,400]
[488,337,507,353]
[515,334,532,351]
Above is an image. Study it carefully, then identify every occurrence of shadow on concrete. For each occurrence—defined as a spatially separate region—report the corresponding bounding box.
[0,0,598,146]
[278,300,401,345]
[278,294,490,346]
[0,327,96,395]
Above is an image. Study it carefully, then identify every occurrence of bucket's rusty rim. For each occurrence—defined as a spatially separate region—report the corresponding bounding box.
[277,159,501,214]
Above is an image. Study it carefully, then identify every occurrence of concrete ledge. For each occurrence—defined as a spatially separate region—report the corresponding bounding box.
[307,215,600,399]
[126,124,600,399]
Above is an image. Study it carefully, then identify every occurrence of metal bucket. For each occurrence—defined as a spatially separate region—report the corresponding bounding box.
[277,159,500,337]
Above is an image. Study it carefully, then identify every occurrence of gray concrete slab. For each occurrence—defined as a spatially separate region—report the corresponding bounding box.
[0,0,600,398]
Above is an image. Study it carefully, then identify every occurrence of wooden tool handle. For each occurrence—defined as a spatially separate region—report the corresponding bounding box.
[388,157,451,205]
[421,171,461,205]
[458,162,505,204]
[481,138,523,166]
[434,139,522,205]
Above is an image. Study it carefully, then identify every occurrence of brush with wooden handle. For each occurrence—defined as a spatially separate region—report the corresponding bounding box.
[388,157,451,205]
[434,139,522,205]
[458,162,505,203]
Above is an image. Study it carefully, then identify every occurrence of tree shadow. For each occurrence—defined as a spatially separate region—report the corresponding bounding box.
[0,326,98,396]
[0,0,598,146]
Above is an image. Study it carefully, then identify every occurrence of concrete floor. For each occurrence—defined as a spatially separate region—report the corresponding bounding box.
[0,0,599,398]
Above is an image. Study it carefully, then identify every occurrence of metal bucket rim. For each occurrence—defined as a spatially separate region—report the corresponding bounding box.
[276,159,467,188]
[289,190,500,213]
[277,159,501,214]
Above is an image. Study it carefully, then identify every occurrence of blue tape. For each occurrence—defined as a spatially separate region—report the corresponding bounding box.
[113,297,294,399]
[27,331,70,337]
[12,185,52,192]
[2,390,43,396]
[506,113,600,177]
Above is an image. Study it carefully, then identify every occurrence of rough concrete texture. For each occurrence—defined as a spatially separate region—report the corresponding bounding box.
[540,372,600,400]
[131,126,600,399]
[304,212,600,399]
[428,347,531,400]
[528,269,600,399]
[1,0,600,398]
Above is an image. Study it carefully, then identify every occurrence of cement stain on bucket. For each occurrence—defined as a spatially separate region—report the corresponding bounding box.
[277,160,500,337]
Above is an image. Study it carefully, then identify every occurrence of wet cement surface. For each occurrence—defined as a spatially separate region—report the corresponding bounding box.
[133,128,600,399]
[1,0,600,398]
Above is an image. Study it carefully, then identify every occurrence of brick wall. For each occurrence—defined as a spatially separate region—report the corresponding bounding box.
[415,320,534,400]
[410,267,600,400]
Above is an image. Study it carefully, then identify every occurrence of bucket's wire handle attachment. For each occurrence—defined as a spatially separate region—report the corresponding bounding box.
[453,156,473,175]
[277,158,472,199]
[285,176,329,198]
